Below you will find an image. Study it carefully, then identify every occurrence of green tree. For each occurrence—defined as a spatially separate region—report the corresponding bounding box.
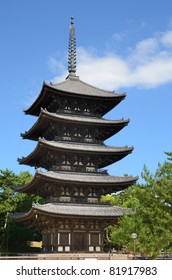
[0,169,42,252]
[102,152,172,258]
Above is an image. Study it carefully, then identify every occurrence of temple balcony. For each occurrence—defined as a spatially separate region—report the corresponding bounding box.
[54,136,102,144]
[97,169,108,174]
[55,108,98,117]
[45,196,99,204]
[52,165,96,173]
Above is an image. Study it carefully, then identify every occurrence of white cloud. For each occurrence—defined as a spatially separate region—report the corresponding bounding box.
[49,29,172,90]
[130,38,159,63]
[161,30,172,47]
[112,32,125,41]
[48,51,67,74]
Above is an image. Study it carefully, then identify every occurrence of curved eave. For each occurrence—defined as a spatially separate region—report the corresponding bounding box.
[15,170,138,194]
[21,109,129,140]
[11,202,130,222]
[18,139,133,167]
[24,80,126,117]
[24,82,49,116]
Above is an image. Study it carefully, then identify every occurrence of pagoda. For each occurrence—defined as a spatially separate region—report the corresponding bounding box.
[12,18,137,253]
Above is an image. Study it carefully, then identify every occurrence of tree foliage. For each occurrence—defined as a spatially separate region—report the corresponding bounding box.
[101,152,172,258]
[0,169,42,252]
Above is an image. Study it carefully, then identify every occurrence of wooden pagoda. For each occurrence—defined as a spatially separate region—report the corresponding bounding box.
[12,18,137,253]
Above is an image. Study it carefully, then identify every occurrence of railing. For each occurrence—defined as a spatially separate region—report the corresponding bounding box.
[57,136,102,144]
[98,169,108,174]
[52,166,108,174]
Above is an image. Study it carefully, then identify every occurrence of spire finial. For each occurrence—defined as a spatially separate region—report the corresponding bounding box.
[68,17,76,76]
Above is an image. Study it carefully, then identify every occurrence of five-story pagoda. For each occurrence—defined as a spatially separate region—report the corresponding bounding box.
[12,18,137,253]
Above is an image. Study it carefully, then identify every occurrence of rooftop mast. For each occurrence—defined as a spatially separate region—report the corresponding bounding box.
[68,17,77,76]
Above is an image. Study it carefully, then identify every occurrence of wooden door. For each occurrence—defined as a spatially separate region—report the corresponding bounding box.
[73,232,87,251]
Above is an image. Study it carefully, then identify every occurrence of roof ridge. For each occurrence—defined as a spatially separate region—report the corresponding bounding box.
[77,77,114,94]
[44,109,128,121]
[40,138,132,150]
[36,170,137,180]
[45,77,126,98]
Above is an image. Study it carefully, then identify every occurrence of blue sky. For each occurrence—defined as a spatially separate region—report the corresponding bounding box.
[0,0,171,183]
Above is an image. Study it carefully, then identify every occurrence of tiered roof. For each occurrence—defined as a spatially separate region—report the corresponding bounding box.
[15,170,137,194]
[24,77,126,117]
[18,138,133,168]
[11,202,130,221]
[21,109,129,141]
